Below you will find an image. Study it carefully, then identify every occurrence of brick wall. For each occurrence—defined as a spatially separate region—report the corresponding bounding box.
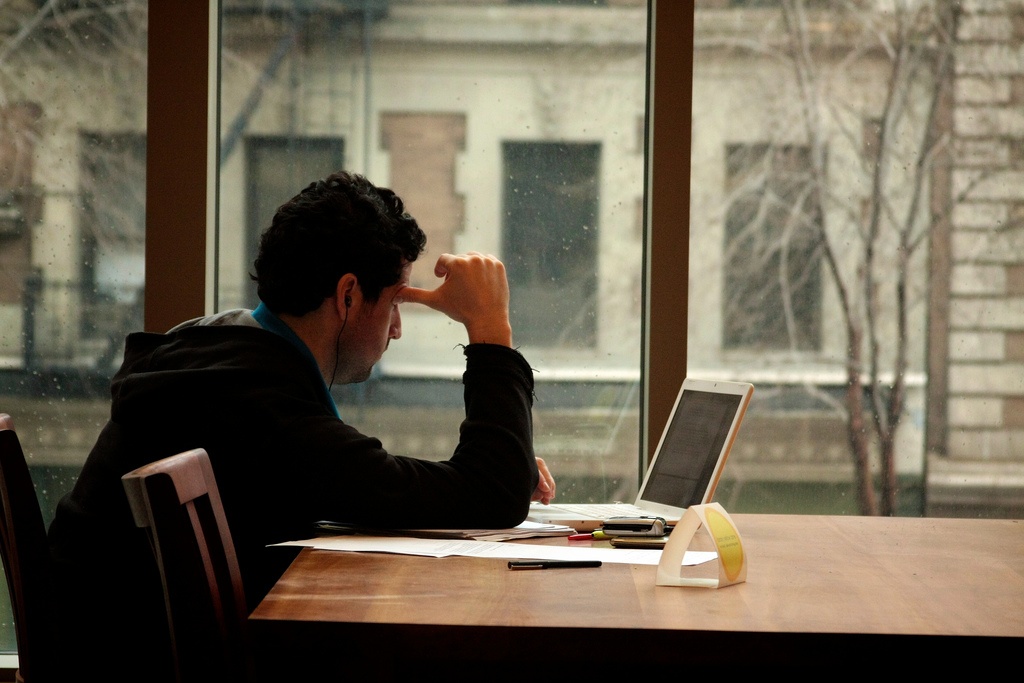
[928,0,1024,515]
[380,112,466,289]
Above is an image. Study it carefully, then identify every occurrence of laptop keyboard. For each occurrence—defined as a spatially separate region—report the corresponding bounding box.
[543,502,649,517]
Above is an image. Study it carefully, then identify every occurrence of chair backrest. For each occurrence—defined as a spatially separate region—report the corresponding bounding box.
[0,414,55,683]
[121,448,251,683]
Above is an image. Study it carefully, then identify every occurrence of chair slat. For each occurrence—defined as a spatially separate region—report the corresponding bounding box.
[122,448,252,683]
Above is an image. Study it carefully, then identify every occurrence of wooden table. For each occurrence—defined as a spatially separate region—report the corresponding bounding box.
[248,514,1024,676]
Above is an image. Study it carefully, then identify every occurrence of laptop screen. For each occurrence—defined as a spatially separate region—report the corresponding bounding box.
[640,389,744,508]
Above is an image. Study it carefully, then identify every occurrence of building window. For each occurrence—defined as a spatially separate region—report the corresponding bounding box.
[79,132,146,359]
[722,143,822,351]
[502,141,600,348]
[243,136,345,307]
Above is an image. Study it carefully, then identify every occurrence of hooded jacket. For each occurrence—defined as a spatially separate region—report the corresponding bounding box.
[47,311,538,680]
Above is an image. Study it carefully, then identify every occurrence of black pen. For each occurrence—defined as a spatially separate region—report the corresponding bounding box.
[507,560,602,570]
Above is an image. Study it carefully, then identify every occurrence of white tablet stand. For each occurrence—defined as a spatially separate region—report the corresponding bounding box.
[656,502,746,588]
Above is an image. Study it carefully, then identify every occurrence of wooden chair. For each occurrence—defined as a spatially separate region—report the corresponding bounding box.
[0,414,56,683]
[121,448,252,683]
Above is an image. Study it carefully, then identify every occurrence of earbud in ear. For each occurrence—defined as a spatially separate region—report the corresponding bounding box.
[344,296,352,308]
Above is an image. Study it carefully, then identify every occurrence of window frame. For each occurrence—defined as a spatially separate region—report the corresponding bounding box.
[144,1,217,334]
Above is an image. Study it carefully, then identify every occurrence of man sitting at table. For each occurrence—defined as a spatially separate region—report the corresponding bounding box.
[46,170,556,682]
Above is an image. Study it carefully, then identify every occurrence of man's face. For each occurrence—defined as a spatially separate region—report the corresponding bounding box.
[337,262,411,383]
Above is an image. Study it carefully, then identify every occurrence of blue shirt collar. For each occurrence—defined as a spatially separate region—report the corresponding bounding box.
[252,302,341,419]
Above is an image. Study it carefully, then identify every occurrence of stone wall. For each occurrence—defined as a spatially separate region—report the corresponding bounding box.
[927,0,1024,516]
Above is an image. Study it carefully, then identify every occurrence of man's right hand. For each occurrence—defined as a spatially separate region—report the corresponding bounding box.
[532,457,556,505]
[400,252,514,347]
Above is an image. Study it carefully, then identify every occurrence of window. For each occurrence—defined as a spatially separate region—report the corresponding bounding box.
[693,0,1024,518]
[217,0,648,501]
[0,0,147,663]
[722,143,822,351]
[242,136,345,307]
[0,103,42,370]
[79,132,146,356]
[503,141,600,347]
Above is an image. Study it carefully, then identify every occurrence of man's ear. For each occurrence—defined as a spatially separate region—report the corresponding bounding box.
[336,274,359,314]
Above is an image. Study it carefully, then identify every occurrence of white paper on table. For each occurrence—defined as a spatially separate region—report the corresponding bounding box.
[275,536,717,566]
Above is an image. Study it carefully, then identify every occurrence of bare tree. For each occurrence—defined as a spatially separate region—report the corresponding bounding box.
[722,0,961,515]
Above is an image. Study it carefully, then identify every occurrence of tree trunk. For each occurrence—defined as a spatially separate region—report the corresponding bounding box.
[845,328,877,515]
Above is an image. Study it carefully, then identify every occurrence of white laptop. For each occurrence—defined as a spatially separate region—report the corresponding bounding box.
[528,377,754,532]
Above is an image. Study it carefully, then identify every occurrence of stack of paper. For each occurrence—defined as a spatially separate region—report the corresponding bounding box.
[277,535,716,566]
[314,519,575,542]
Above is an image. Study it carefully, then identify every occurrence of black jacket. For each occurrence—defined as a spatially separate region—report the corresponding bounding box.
[47,316,537,680]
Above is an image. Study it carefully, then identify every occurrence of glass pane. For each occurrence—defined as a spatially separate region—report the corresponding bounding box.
[217,1,649,504]
[503,141,601,348]
[0,0,147,655]
[692,0,1023,518]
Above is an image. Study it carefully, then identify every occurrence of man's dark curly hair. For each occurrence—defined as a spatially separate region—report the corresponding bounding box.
[252,171,427,316]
